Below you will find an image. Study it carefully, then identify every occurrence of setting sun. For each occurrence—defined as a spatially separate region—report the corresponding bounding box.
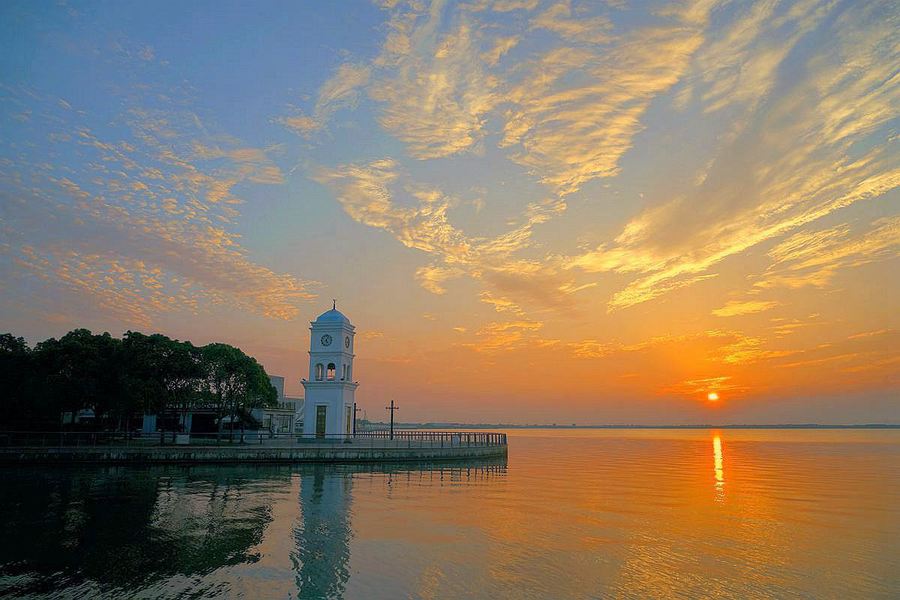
[707,392,720,402]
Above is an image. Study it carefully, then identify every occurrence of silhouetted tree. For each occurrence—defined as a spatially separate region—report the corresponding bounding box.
[33,330,122,426]
[201,343,276,440]
[120,332,203,431]
[0,334,33,428]
[0,329,276,432]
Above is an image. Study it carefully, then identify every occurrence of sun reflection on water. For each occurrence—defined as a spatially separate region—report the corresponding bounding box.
[713,433,725,502]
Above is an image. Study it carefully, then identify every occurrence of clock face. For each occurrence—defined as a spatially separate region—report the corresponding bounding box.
[320,334,332,347]
[345,336,350,348]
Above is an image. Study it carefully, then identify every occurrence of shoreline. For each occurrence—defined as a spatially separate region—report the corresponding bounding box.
[0,442,508,465]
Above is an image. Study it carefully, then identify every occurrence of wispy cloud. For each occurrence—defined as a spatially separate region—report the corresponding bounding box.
[479,290,526,315]
[315,158,583,312]
[531,1,613,45]
[1,90,315,326]
[463,319,545,352]
[482,34,520,65]
[280,63,370,135]
[719,333,797,365]
[369,5,500,159]
[682,0,834,115]
[416,264,465,295]
[570,0,899,310]
[757,216,900,289]
[501,2,713,195]
[313,159,472,259]
[294,0,729,317]
[713,299,780,317]
[568,339,613,358]
[847,328,893,341]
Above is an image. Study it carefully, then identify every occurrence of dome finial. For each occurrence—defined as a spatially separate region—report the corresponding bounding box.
[332,298,336,310]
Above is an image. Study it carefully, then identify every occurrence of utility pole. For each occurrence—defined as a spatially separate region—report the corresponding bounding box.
[385,400,399,440]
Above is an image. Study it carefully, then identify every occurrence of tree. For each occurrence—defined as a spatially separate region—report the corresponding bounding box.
[240,354,278,434]
[201,343,276,441]
[164,341,203,431]
[202,343,240,440]
[0,334,32,428]
[33,330,122,427]
[121,332,203,432]
[0,329,275,434]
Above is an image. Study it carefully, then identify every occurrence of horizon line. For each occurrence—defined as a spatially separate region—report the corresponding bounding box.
[363,423,900,429]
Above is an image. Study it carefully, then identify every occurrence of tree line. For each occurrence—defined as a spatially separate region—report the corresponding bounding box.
[0,329,277,433]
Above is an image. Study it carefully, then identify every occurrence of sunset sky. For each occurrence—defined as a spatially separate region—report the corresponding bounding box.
[1,0,897,424]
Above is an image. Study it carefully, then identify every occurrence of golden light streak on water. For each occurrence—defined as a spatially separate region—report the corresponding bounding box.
[713,433,725,502]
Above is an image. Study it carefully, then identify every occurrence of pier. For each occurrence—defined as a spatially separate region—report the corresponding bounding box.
[0,430,508,465]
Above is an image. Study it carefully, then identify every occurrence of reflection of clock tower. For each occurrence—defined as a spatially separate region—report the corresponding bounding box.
[301,302,358,438]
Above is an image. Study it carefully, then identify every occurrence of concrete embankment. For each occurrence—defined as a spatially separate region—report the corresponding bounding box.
[0,443,507,465]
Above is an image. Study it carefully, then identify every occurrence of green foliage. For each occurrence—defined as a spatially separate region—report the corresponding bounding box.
[0,329,277,431]
[201,343,277,436]
[0,334,34,427]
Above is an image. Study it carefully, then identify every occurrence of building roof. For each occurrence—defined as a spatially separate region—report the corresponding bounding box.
[315,306,351,325]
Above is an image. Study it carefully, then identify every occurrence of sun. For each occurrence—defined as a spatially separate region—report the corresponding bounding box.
[707,392,720,402]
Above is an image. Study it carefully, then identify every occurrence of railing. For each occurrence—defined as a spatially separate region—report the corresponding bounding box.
[0,430,507,449]
[357,430,507,447]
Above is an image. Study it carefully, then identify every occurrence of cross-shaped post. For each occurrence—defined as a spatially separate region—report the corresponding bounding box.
[385,400,399,440]
[353,402,362,436]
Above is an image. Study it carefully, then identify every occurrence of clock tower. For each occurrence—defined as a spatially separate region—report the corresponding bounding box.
[301,302,358,438]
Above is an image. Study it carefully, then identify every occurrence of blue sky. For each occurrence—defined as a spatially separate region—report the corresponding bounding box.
[1,0,898,423]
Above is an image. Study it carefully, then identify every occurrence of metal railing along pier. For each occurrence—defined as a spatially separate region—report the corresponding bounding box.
[0,430,508,449]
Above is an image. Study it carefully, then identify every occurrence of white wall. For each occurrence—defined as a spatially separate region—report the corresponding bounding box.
[268,375,285,401]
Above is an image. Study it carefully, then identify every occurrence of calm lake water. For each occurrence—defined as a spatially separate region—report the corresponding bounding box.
[1,429,898,599]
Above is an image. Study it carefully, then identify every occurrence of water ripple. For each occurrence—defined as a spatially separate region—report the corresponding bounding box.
[0,430,897,599]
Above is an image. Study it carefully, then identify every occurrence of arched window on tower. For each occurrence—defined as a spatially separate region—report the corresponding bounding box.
[341,365,346,380]
[315,363,324,381]
[326,363,336,381]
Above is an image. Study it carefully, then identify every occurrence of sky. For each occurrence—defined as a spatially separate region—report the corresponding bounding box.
[0,0,897,424]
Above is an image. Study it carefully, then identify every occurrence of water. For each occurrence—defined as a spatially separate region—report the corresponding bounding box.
[1,429,898,599]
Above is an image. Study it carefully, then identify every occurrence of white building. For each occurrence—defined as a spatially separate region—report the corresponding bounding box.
[252,374,304,435]
[301,304,357,438]
[286,396,305,430]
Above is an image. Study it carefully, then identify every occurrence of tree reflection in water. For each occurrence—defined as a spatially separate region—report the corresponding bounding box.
[0,459,507,599]
[0,465,286,596]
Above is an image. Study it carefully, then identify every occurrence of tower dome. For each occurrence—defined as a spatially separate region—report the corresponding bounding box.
[315,301,351,325]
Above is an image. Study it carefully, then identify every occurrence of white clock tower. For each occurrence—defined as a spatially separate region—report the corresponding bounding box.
[302,302,358,438]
